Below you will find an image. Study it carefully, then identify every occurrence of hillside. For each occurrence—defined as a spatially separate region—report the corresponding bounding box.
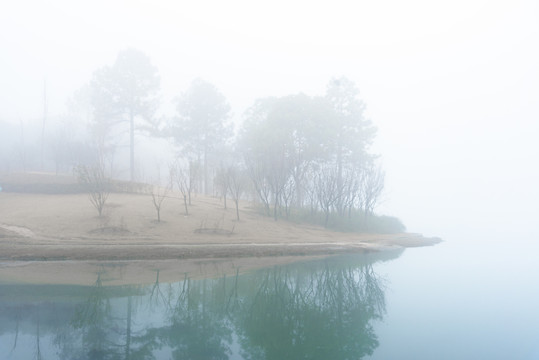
[0,172,441,284]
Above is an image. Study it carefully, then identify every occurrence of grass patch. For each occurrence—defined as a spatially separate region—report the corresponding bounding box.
[253,205,406,234]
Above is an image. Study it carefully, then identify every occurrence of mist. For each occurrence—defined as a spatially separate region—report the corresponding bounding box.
[1,0,538,242]
[2,3,539,359]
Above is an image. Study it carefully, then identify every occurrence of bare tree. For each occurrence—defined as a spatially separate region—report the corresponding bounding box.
[304,174,319,216]
[266,148,294,221]
[341,167,362,219]
[214,167,229,209]
[149,169,170,222]
[362,165,385,218]
[170,161,200,216]
[226,166,248,221]
[281,176,295,220]
[244,154,272,216]
[75,163,111,217]
[170,163,189,216]
[315,165,341,227]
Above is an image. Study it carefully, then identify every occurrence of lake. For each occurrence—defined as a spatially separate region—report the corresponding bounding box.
[1,237,538,360]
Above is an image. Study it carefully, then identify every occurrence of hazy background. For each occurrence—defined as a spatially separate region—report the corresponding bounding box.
[1,0,538,241]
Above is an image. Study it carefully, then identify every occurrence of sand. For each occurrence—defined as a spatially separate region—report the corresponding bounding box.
[0,178,441,285]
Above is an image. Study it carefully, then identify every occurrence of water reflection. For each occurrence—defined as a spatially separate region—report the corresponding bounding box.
[0,250,402,360]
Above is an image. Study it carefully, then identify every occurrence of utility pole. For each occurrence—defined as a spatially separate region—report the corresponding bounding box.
[41,79,47,171]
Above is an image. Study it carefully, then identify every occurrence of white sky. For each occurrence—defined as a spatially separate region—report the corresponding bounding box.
[1,0,538,240]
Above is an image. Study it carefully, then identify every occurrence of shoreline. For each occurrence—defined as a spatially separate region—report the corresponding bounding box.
[0,227,441,261]
[0,233,440,286]
[0,190,441,285]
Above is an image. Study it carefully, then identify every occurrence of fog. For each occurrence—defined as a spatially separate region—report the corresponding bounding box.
[1,0,538,242]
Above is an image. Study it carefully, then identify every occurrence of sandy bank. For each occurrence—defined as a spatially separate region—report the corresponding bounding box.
[0,189,440,284]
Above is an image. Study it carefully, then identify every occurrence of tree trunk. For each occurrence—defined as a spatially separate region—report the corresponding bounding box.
[273,193,279,221]
[336,137,343,214]
[125,296,132,360]
[235,200,240,221]
[204,145,208,195]
[183,195,189,215]
[129,111,135,182]
[41,79,47,172]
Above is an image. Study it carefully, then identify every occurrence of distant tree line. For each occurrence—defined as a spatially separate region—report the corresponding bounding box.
[237,81,385,229]
[0,48,403,232]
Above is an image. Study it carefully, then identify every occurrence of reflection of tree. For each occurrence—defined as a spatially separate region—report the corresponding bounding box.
[234,261,386,360]
[0,296,79,360]
[70,273,161,360]
[54,318,84,360]
[8,306,21,355]
[35,309,42,360]
[72,273,122,360]
[160,278,232,360]
[0,252,395,360]
[123,294,161,360]
[149,270,170,310]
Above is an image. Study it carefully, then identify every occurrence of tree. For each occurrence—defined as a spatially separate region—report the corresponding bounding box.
[226,165,248,221]
[314,165,341,227]
[239,95,330,220]
[89,66,122,167]
[281,176,295,219]
[237,79,385,230]
[361,164,385,219]
[170,161,200,216]
[149,168,170,223]
[214,167,229,209]
[244,152,272,216]
[61,85,104,171]
[75,163,110,217]
[341,165,362,219]
[325,77,377,212]
[170,78,232,194]
[325,77,376,168]
[89,48,160,181]
[212,145,237,208]
[150,186,168,222]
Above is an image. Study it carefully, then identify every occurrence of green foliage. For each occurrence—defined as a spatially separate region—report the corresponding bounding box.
[326,213,406,234]
[285,207,406,234]
[89,48,160,181]
[169,78,233,194]
[239,77,387,227]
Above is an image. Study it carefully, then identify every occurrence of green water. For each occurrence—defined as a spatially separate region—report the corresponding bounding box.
[0,250,399,360]
[1,239,539,359]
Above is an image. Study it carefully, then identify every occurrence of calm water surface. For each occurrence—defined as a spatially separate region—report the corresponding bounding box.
[1,238,538,360]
